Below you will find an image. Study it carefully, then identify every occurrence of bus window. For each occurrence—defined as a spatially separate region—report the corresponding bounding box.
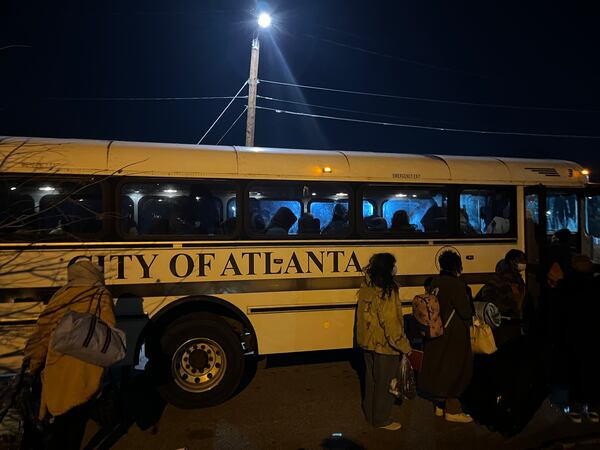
[459,189,513,236]
[362,186,448,234]
[586,195,600,237]
[248,182,350,237]
[362,200,374,218]
[227,198,236,219]
[546,192,578,233]
[586,195,600,263]
[309,201,347,233]
[121,196,136,235]
[120,181,236,237]
[525,194,539,224]
[0,177,102,238]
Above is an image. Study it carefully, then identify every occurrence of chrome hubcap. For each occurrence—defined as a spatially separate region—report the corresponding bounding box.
[172,338,226,393]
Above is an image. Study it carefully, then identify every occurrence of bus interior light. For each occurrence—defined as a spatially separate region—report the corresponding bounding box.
[10,187,16,191]
[39,186,55,191]
[395,193,407,198]
[323,167,332,173]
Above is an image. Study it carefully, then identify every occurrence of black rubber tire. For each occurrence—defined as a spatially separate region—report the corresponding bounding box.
[152,313,245,409]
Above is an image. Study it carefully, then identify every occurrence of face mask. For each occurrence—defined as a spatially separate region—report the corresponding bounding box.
[517,263,527,272]
[392,265,397,276]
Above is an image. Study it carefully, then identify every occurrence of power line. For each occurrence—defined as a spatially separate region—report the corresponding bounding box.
[216,106,248,145]
[259,79,599,114]
[0,44,32,52]
[48,95,248,102]
[257,95,454,125]
[197,81,248,145]
[301,33,486,79]
[255,105,600,139]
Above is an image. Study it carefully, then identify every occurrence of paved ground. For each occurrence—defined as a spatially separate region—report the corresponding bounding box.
[75,350,600,450]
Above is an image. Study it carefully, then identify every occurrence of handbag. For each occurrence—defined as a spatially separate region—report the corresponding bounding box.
[51,291,127,367]
[470,317,497,354]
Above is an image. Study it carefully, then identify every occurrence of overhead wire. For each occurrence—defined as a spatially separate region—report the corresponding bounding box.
[301,33,485,79]
[0,44,32,51]
[216,106,248,145]
[257,95,454,125]
[255,105,600,140]
[48,95,248,102]
[259,79,599,114]
[197,81,248,144]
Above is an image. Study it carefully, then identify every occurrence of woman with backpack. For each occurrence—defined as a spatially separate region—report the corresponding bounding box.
[356,253,412,431]
[418,250,474,423]
[22,260,117,449]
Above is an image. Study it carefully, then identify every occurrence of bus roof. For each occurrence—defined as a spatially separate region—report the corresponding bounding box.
[0,136,588,186]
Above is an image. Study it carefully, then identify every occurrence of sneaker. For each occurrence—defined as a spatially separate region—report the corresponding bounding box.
[434,406,444,417]
[444,412,473,423]
[567,412,583,424]
[379,422,402,431]
[588,411,599,423]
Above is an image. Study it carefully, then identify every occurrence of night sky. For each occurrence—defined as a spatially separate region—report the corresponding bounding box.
[2,1,599,179]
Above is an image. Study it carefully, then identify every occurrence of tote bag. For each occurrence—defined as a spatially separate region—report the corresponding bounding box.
[470,317,497,355]
[51,292,126,367]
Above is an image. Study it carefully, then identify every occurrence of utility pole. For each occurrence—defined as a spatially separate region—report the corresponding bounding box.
[245,37,260,147]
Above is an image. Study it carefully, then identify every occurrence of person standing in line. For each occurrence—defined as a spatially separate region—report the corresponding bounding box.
[356,253,412,431]
[418,250,474,423]
[22,260,117,450]
[476,249,527,347]
[563,255,600,423]
[543,228,574,392]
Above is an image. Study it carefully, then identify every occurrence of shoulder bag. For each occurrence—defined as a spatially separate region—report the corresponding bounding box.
[445,309,497,355]
[50,291,127,367]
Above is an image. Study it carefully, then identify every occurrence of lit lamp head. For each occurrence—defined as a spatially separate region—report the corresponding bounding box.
[258,12,272,29]
[581,168,590,177]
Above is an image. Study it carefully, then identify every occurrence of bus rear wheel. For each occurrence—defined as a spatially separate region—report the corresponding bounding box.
[155,313,245,408]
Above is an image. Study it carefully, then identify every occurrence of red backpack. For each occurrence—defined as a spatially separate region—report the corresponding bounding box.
[412,288,444,338]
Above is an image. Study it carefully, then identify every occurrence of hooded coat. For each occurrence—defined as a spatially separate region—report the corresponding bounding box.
[356,278,411,355]
[265,207,297,236]
[24,260,116,419]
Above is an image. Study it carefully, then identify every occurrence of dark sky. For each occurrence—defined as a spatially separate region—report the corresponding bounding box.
[2,1,599,178]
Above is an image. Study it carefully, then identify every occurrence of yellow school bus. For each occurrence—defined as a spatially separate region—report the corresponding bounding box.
[0,136,595,408]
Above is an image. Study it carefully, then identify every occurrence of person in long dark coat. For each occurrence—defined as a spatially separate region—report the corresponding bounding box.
[563,255,600,423]
[418,250,473,423]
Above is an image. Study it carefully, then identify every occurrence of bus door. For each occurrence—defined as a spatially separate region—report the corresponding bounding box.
[524,186,581,302]
[524,186,546,299]
[582,186,600,264]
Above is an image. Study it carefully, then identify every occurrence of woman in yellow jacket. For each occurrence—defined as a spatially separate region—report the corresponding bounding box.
[356,253,412,431]
[23,260,116,449]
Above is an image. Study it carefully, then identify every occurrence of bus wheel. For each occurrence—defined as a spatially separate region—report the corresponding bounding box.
[156,313,245,408]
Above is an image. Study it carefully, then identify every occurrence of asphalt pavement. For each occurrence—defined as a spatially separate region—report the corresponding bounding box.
[80,350,600,450]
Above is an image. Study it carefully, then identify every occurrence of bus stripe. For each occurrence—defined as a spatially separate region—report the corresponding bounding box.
[2,272,493,303]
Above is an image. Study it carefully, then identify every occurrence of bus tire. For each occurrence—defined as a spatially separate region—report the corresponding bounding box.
[155,313,245,409]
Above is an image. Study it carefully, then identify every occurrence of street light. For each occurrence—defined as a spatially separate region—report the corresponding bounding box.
[258,13,272,29]
[245,13,271,147]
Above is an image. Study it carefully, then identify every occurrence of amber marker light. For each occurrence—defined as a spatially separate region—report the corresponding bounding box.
[323,166,332,173]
